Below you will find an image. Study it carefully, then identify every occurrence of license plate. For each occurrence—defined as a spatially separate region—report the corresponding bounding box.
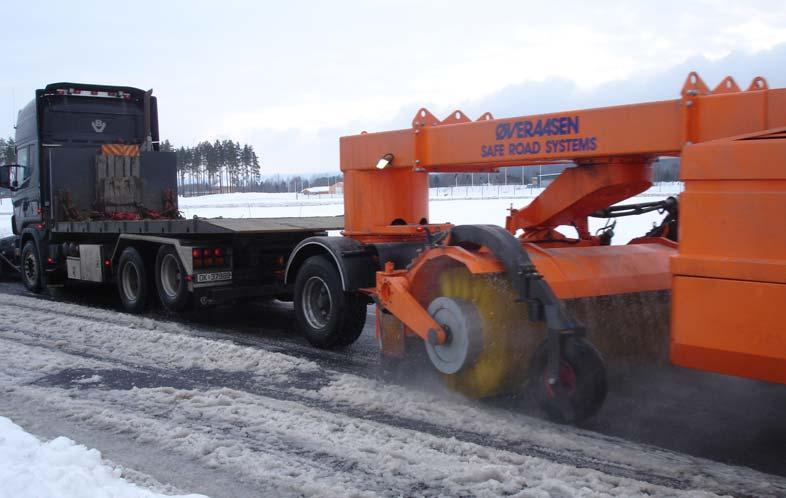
[195,271,232,283]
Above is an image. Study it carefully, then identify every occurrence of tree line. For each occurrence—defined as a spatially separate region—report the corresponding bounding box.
[0,137,16,164]
[161,139,262,196]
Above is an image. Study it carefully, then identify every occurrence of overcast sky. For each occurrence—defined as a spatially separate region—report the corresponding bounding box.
[2,0,786,175]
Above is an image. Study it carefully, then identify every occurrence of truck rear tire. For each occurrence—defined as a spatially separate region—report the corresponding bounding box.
[21,240,43,293]
[155,245,191,312]
[294,255,366,349]
[117,247,150,313]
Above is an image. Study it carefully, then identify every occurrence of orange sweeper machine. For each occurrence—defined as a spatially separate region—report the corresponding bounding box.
[288,73,786,423]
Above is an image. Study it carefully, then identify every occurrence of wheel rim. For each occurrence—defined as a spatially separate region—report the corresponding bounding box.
[160,253,182,299]
[121,261,141,301]
[302,276,332,329]
[425,297,484,375]
[544,361,577,398]
[23,252,37,285]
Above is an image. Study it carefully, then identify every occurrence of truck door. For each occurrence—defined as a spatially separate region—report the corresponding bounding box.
[12,142,42,232]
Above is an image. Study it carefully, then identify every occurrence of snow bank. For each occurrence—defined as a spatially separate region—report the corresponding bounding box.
[0,416,206,498]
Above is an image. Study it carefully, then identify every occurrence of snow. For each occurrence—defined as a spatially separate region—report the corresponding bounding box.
[0,416,206,498]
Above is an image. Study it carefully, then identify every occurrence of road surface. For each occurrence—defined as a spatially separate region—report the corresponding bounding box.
[0,280,784,497]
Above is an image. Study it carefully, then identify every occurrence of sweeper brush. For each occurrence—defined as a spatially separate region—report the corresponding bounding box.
[434,266,541,398]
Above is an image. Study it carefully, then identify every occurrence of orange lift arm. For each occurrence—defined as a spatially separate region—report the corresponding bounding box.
[340,73,786,241]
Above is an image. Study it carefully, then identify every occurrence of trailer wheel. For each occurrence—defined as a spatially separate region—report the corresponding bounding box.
[294,255,366,349]
[530,335,607,424]
[117,247,150,313]
[21,241,43,293]
[155,246,191,312]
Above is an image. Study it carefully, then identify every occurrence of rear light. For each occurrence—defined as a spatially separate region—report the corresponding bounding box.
[73,89,81,94]
[47,257,55,264]
[191,247,229,269]
[104,259,111,268]
[56,89,65,95]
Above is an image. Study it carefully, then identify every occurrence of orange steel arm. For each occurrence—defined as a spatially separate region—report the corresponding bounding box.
[340,73,786,241]
[341,73,786,173]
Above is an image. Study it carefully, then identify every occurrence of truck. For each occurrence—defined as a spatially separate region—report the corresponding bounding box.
[0,83,369,348]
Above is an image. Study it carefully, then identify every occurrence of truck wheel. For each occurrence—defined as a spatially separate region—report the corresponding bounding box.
[294,255,366,349]
[155,245,191,312]
[21,241,43,293]
[117,247,150,313]
[530,335,607,424]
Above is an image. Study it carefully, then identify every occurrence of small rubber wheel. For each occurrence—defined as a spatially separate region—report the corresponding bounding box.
[117,247,150,313]
[21,240,43,293]
[530,335,607,424]
[294,255,366,349]
[155,245,192,312]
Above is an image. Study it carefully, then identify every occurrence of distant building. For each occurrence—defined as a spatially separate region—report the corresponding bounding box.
[301,186,331,196]
[330,182,344,194]
[301,182,344,196]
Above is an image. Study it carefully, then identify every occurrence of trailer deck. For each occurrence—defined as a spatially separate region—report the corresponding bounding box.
[53,216,345,235]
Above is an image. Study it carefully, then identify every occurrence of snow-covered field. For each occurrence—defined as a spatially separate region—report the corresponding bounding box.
[176,183,682,244]
[0,183,681,241]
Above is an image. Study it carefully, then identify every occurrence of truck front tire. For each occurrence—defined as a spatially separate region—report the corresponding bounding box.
[117,247,150,313]
[294,255,366,349]
[21,241,43,293]
[155,245,191,312]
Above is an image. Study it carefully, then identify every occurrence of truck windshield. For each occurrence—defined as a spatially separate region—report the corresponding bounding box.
[40,96,145,145]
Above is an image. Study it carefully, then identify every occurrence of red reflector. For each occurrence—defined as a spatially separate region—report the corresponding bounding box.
[213,248,222,257]
[35,224,44,230]
[47,257,55,264]
[192,248,201,258]
[416,226,424,232]
[204,258,213,266]
[104,259,111,267]
[185,275,193,282]
[215,257,225,266]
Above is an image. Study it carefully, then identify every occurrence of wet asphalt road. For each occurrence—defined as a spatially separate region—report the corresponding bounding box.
[2,278,786,481]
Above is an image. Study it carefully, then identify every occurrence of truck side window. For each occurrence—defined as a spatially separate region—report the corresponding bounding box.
[13,145,31,187]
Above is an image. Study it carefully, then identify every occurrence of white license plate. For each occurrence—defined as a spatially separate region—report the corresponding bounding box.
[195,271,232,283]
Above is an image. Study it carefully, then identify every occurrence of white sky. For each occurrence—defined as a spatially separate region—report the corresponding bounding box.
[2,0,786,174]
